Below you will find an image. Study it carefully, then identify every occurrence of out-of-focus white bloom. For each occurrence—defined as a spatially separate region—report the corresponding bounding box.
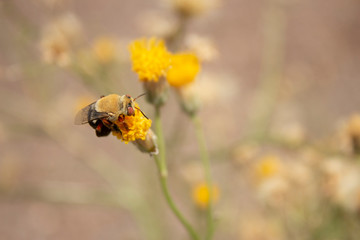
[232,143,259,166]
[167,0,221,17]
[238,214,284,240]
[257,176,289,207]
[45,13,83,44]
[185,34,218,62]
[272,121,306,145]
[137,11,177,38]
[191,71,238,106]
[285,161,313,188]
[321,158,360,211]
[40,31,71,67]
[180,162,204,184]
[40,13,83,67]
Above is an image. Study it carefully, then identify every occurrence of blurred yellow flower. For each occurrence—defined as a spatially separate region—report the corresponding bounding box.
[93,37,117,64]
[112,104,152,143]
[129,38,171,82]
[192,182,219,209]
[167,52,200,87]
[255,155,281,180]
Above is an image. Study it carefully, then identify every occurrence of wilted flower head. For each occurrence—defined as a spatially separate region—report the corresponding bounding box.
[129,38,172,82]
[112,103,152,143]
[167,52,200,87]
[192,182,219,209]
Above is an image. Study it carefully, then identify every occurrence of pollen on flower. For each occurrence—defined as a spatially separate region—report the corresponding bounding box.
[112,104,152,143]
[192,182,219,209]
[167,52,200,87]
[129,38,172,82]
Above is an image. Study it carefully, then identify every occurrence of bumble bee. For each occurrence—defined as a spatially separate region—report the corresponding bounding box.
[74,93,147,137]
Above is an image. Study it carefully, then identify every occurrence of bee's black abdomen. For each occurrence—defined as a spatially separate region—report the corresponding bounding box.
[96,126,111,137]
[89,120,111,137]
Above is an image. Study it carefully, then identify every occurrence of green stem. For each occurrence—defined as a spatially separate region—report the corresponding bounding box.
[153,107,200,240]
[191,115,214,240]
[247,0,287,140]
[155,106,168,178]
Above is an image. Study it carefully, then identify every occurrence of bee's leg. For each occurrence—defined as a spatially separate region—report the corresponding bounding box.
[118,115,130,131]
[102,119,123,135]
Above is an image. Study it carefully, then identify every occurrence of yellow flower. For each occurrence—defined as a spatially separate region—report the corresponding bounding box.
[167,52,200,87]
[192,182,219,209]
[93,37,117,64]
[112,104,152,143]
[255,155,281,180]
[129,38,171,82]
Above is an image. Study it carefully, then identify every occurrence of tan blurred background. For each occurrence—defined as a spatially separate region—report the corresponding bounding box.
[1,0,360,239]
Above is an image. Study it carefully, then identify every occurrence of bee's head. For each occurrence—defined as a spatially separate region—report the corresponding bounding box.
[124,95,135,116]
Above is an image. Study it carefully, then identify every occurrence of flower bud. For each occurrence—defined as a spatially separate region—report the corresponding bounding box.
[143,77,169,107]
[132,129,159,155]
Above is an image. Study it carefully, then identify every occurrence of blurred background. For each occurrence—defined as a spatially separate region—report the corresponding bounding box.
[1,0,360,239]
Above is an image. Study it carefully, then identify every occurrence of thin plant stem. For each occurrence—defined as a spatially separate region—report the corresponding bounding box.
[247,0,287,140]
[155,106,168,177]
[191,115,214,240]
[153,106,200,240]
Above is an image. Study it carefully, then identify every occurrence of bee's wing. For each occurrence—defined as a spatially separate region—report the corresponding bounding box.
[74,102,109,125]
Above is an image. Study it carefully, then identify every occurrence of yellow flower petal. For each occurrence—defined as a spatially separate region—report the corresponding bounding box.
[129,38,171,82]
[167,52,200,87]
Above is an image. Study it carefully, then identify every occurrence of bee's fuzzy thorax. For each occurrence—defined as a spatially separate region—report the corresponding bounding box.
[95,94,122,114]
